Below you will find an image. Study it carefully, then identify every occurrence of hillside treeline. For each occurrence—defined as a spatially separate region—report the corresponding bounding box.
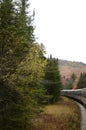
[0,0,62,130]
[58,59,86,89]
[77,73,86,89]
[59,59,86,67]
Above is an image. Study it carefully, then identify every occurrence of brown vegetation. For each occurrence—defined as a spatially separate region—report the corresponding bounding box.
[29,97,81,130]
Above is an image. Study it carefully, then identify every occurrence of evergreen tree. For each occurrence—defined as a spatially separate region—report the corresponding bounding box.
[0,0,38,129]
[64,73,76,89]
[0,0,17,80]
[15,0,35,45]
[77,73,86,89]
[10,43,47,128]
[44,56,62,103]
[0,1,24,129]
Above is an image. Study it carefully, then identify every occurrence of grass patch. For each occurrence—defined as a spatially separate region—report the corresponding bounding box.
[29,97,81,130]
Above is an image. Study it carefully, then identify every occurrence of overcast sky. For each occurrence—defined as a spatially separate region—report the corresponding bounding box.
[31,0,86,63]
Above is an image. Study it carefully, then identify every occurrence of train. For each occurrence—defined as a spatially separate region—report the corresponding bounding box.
[61,88,86,108]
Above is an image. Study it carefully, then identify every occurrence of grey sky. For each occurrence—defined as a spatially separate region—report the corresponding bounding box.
[31,0,86,63]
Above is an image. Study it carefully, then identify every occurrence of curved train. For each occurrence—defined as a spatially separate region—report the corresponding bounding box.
[61,88,86,108]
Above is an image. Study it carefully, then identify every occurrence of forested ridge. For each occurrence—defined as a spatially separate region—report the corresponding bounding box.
[59,59,86,76]
[59,59,86,89]
[0,0,62,129]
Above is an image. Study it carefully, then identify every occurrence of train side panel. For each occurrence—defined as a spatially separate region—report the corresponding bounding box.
[61,88,86,107]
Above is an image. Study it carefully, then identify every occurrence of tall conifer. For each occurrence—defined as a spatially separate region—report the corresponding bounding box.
[44,56,62,103]
[0,0,47,129]
[0,0,36,129]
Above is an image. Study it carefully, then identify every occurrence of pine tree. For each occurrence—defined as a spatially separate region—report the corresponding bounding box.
[0,0,48,129]
[15,0,35,47]
[0,0,16,80]
[0,0,36,129]
[0,0,26,129]
[64,73,76,89]
[10,43,47,129]
[44,56,62,103]
[77,73,86,89]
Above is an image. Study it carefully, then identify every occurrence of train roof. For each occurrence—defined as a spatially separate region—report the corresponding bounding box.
[61,89,82,92]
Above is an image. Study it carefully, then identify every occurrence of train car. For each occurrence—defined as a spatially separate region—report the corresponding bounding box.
[81,88,86,98]
[61,89,82,97]
[81,88,86,107]
[61,88,86,108]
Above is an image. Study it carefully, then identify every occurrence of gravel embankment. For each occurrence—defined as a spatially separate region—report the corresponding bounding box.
[76,102,86,130]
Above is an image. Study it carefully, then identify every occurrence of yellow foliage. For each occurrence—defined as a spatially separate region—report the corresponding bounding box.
[11,43,47,87]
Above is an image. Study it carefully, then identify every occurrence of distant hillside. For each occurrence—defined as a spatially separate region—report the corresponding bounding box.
[58,59,86,77]
[58,59,86,88]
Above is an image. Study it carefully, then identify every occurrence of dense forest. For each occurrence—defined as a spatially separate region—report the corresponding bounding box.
[0,0,62,129]
[59,59,86,89]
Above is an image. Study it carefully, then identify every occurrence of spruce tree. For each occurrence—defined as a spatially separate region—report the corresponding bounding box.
[0,0,36,129]
[44,56,62,103]
[10,43,47,129]
[77,73,86,89]
[0,0,48,129]
[0,0,25,129]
